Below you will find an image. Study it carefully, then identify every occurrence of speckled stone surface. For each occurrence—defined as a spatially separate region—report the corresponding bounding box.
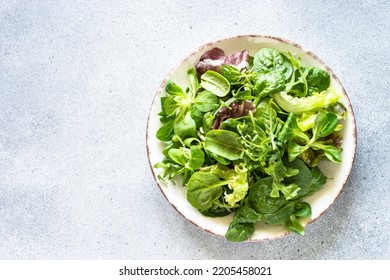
[1,0,389,259]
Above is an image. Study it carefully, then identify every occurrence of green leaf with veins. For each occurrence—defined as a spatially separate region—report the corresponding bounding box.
[274,88,342,114]
[248,177,287,214]
[307,166,327,194]
[225,221,255,242]
[221,65,243,84]
[156,118,175,141]
[205,130,243,160]
[311,141,342,163]
[200,70,230,97]
[233,206,263,223]
[187,172,227,210]
[264,202,295,225]
[253,48,293,79]
[305,67,330,95]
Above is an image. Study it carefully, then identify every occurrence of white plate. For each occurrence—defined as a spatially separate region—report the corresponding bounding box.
[146,35,357,241]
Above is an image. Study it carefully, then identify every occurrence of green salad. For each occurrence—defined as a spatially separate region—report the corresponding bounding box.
[154,47,347,241]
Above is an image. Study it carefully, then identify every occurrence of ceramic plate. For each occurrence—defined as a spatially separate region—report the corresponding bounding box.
[146,35,356,241]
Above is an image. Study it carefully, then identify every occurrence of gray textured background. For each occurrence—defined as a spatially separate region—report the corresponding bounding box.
[1,0,389,259]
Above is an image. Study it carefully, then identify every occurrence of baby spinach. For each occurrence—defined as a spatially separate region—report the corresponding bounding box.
[264,202,295,225]
[248,177,287,214]
[187,172,227,210]
[306,67,331,95]
[234,206,263,223]
[253,48,293,79]
[155,46,347,242]
[205,130,243,160]
[200,70,230,97]
[254,71,286,99]
[225,221,255,242]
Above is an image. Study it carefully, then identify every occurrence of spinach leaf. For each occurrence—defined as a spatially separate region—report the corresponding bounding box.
[248,177,287,214]
[188,146,205,170]
[200,70,230,97]
[199,207,231,217]
[234,206,263,223]
[307,166,327,194]
[294,202,312,217]
[254,71,286,99]
[205,130,243,160]
[253,48,293,79]
[187,172,227,210]
[306,67,330,95]
[284,158,313,198]
[225,221,255,242]
[264,202,295,225]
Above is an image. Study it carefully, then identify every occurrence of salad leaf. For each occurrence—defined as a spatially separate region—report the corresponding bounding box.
[224,163,249,207]
[187,172,227,210]
[253,48,293,79]
[287,215,305,235]
[312,111,339,139]
[264,203,295,225]
[254,71,286,99]
[193,90,218,112]
[200,70,231,97]
[234,206,263,223]
[156,118,175,141]
[225,221,255,242]
[278,113,310,142]
[248,177,287,214]
[205,130,243,160]
[274,88,342,114]
[306,67,331,95]
[174,111,196,139]
[155,46,347,242]
[196,48,250,77]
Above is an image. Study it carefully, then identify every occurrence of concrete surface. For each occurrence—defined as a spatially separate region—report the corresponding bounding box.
[0,0,389,259]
